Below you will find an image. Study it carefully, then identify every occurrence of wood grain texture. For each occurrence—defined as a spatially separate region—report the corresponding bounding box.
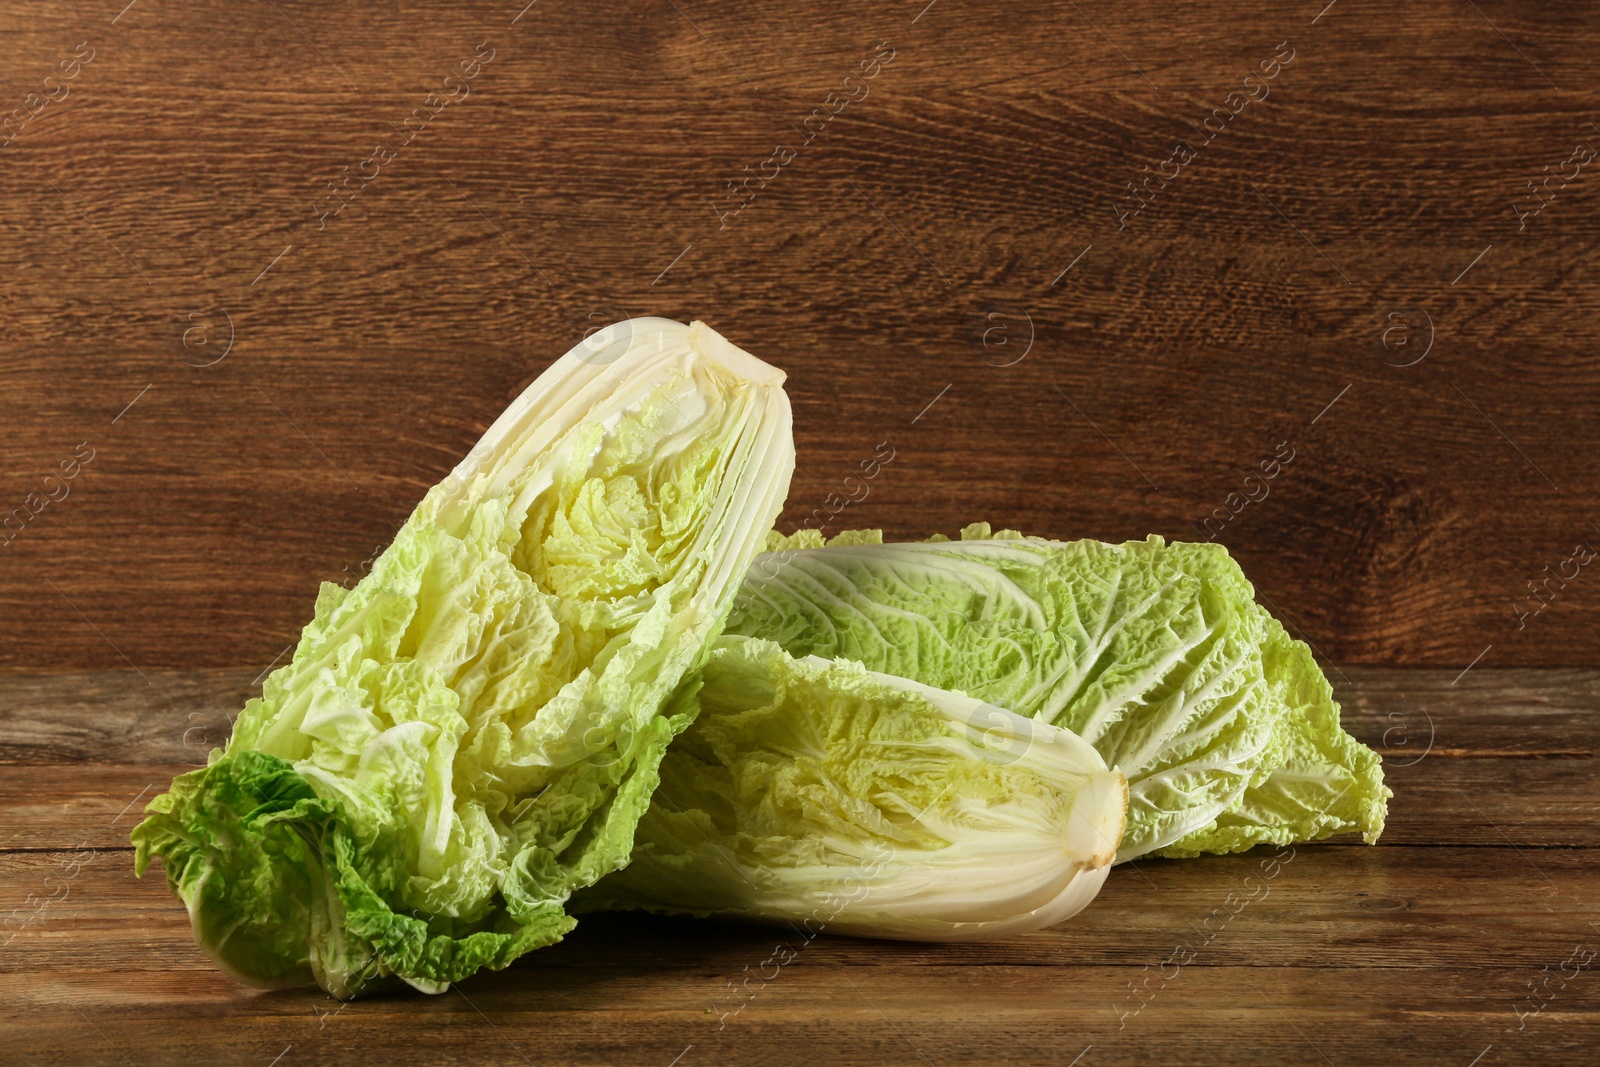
[3,1,1600,669]
[4,2,1600,1062]
[3,668,1597,1064]
[4,852,1598,1066]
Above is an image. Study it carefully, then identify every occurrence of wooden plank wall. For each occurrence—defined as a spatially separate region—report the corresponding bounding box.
[2,1,1598,670]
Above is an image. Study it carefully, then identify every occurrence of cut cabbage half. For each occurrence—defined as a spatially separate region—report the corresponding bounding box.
[133,319,795,997]
[579,637,1128,940]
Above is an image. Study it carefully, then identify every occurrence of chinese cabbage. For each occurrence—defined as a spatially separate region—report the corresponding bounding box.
[579,637,1127,938]
[133,319,795,997]
[714,525,1387,862]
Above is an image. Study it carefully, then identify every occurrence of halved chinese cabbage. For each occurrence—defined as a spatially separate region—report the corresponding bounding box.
[715,524,1387,862]
[132,319,794,997]
[580,637,1127,938]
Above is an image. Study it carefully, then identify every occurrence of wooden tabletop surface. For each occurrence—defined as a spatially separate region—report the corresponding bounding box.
[2,667,1597,1065]
[5,0,1600,1063]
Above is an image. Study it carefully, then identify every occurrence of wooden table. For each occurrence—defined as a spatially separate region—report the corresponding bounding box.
[3,668,1596,1065]
[5,0,1600,1062]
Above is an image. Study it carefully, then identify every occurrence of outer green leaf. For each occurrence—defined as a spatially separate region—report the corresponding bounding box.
[1159,616,1388,856]
[130,751,337,990]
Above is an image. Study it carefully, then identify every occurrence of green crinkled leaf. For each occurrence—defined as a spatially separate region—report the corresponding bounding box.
[1159,616,1389,856]
[132,751,335,990]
